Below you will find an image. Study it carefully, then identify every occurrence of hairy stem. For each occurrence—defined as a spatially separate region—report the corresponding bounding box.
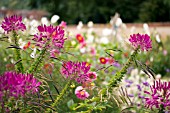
[46,81,71,112]
[27,47,46,74]
[101,48,138,95]
[13,32,24,73]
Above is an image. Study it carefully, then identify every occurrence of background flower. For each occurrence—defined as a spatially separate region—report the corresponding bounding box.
[1,15,26,33]
[129,33,152,51]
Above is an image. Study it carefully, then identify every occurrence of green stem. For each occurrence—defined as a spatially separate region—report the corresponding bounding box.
[27,47,46,74]
[13,32,24,73]
[46,81,71,112]
[101,48,138,95]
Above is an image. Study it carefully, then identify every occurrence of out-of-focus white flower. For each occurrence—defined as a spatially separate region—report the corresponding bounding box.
[0,26,4,33]
[115,18,122,27]
[100,37,109,44]
[18,38,26,49]
[102,28,112,36]
[156,74,161,79]
[29,27,37,35]
[30,19,39,27]
[122,23,127,29]
[77,21,83,30]
[86,34,94,43]
[41,17,48,25]
[130,68,138,77]
[130,26,136,34]
[87,21,93,28]
[155,34,161,43]
[30,48,37,58]
[80,47,86,53]
[143,23,150,36]
[71,40,76,46]
[87,28,93,34]
[51,15,60,24]
[11,59,14,63]
[150,57,153,62]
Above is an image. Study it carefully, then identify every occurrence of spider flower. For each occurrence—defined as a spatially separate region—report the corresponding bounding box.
[75,86,89,100]
[1,15,26,33]
[61,61,91,84]
[0,71,41,100]
[144,80,170,110]
[129,33,152,51]
[33,24,66,51]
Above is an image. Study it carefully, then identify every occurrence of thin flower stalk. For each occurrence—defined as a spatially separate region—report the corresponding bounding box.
[27,43,47,74]
[101,48,139,95]
[13,31,24,73]
[46,81,71,112]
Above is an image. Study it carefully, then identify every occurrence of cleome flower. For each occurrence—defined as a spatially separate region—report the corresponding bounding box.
[61,61,97,84]
[61,61,90,84]
[0,71,41,100]
[129,33,152,51]
[144,80,170,110]
[75,86,89,100]
[32,24,66,56]
[1,15,26,33]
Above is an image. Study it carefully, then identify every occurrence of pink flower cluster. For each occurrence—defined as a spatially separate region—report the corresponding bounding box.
[0,71,41,100]
[61,61,97,100]
[75,86,89,100]
[32,24,66,56]
[61,61,97,83]
[144,80,170,110]
[1,15,26,34]
[129,33,152,51]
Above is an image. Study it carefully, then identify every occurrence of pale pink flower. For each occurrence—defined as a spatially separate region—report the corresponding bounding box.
[75,86,89,100]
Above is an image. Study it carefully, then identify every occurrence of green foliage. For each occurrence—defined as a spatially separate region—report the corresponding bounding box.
[0,0,170,23]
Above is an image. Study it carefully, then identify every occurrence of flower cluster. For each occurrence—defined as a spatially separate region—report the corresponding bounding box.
[61,61,97,99]
[129,33,152,51]
[0,71,41,100]
[32,24,66,56]
[61,61,93,83]
[75,86,89,100]
[1,15,26,33]
[144,80,170,110]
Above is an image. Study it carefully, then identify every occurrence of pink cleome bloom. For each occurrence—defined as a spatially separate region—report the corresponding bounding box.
[32,24,66,56]
[75,86,89,100]
[0,71,41,100]
[61,61,91,84]
[1,15,26,34]
[59,21,67,29]
[129,33,152,51]
[144,80,170,110]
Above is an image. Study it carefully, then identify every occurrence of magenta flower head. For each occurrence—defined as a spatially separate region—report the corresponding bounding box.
[33,24,66,55]
[61,61,91,84]
[144,80,170,110]
[129,33,152,51]
[0,71,41,100]
[75,86,89,100]
[1,15,26,34]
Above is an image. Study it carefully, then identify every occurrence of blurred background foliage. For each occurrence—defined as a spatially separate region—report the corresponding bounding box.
[0,0,170,24]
